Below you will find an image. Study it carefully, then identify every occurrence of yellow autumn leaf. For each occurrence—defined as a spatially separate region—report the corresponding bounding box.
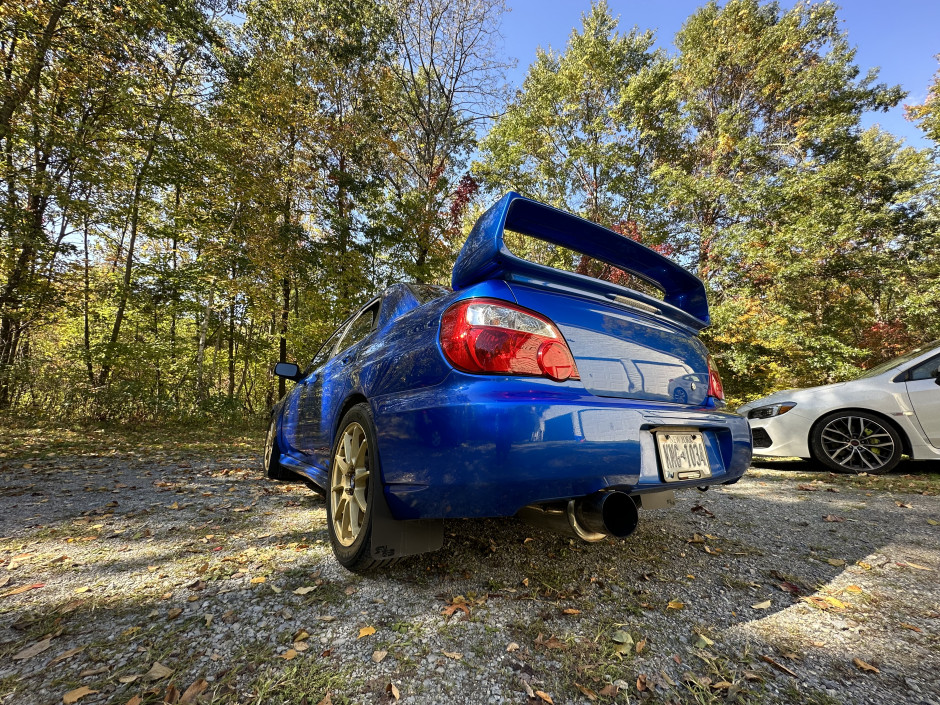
[250,576,266,584]
[358,626,376,638]
[667,600,685,610]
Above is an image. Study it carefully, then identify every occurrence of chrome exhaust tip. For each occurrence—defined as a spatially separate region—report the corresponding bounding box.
[517,490,639,542]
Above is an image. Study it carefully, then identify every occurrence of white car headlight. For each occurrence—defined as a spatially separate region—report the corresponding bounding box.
[747,402,796,420]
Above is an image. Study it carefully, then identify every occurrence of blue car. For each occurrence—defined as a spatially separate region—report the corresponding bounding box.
[264,193,752,571]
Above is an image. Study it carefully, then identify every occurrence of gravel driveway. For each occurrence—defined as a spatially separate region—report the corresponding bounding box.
[0,421,938,705]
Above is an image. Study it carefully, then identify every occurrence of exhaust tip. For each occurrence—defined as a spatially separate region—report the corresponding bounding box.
[598,491,639,538]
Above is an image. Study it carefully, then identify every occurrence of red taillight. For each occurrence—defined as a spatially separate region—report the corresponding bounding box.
[440,299,580,382]
[706,355,725,401]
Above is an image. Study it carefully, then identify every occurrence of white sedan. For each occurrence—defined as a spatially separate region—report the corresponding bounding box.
[738,341,940,474]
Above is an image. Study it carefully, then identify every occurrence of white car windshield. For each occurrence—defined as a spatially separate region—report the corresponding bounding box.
[855,340,940,379]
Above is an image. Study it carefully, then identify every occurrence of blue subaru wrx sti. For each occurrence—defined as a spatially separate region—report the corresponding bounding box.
[264,193,752,571]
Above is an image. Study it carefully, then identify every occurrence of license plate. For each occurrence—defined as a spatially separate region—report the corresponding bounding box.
[655,428,711,481]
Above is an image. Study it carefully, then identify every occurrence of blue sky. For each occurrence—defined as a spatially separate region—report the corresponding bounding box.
[498,0,940,150]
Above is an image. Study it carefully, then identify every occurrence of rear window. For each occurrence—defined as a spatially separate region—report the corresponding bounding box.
[503,229,666,301]
[408,283,451,304]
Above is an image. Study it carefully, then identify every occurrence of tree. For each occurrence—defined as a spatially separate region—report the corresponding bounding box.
[475,1,661,231]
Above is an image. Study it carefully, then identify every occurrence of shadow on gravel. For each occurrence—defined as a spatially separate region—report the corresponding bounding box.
[752,456,940,475]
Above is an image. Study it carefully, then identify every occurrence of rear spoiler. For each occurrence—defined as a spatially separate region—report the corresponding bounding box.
[452,192,710,328]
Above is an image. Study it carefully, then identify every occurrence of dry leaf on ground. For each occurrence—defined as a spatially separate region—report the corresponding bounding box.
[63,687,98,704]
[357,626,376,639]
[143,661,173,681]
[12,637,52,660]
[853,658,880,673]
[535,691,554,704]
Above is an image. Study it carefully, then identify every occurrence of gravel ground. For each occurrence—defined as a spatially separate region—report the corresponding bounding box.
[0,422,938,705]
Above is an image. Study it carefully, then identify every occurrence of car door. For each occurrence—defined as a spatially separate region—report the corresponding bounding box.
[291,326,346,458]
[307,300,381,470]
[905,355,940,447]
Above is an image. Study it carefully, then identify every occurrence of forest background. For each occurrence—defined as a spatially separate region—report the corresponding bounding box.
[1,0,939,423]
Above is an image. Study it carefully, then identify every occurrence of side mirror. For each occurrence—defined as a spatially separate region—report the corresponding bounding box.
[274,362,301,381]
[931,366,940,386]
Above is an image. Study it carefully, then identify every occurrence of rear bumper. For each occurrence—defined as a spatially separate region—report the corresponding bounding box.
[372,372,752,520]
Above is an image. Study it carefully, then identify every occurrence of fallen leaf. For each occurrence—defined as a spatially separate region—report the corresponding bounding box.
[823,515,844,522]
[751,600,772,610]
[711,680,733,690]
[250,576,266,584]
[845,585,863,593]
[163,684,179,703]
[690,504,715,518]
[48,646,86,666]
[635,638,646,653]
[694,633,714,648]
[636,673,648,692]
[63,687,98,704]
[900,622,922,633]
[316,695,332,705]
[357,626,376,639]
[442,651,463,660]
[280,649,297,661]
[1,582,44,598]
[927,519,939,526]
[895,501,912,509]
[78,667,107,677]
[574,682,598,701]
[535,691,554,704]
[506,642,520,652]
[598,684,619,697]
[797,484,818,491]
[118,675,139,684]
[900,562,930,571]
[293,586,316,595]
[561,608,580,615]
[167,608,183,620]
[853,657,880,673]
[125,696,142,705]
[385,682,400,700]
[294,641,309,652]
[826,558,846,567]
[667,600,685,610]
[778,581,801,595]
[12,637,52,660]
[143,662,173,681]
[372,650,387,663]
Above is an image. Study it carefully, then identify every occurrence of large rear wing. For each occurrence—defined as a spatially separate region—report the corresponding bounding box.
[452,192,710,329]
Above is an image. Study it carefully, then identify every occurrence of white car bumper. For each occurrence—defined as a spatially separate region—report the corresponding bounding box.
[748,410,813,458]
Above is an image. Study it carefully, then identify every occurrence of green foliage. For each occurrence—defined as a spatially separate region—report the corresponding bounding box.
[1,0,938,420]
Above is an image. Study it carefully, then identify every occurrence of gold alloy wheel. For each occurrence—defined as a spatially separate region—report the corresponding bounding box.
[330,421,370,546]
[263,421,276,470]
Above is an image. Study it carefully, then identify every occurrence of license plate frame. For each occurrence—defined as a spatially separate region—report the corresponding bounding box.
[654,427,712,482]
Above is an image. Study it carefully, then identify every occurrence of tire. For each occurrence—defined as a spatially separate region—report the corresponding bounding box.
[326,403,395,572]
[263,415,293,481]
[810,411,903,475]
[673,387,688,404]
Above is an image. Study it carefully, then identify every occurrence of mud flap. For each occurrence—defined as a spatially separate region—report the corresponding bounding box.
[369,486,443,560]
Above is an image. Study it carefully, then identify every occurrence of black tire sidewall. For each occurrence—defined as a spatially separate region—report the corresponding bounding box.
[326,403,378,567]
[810,411,903,474]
